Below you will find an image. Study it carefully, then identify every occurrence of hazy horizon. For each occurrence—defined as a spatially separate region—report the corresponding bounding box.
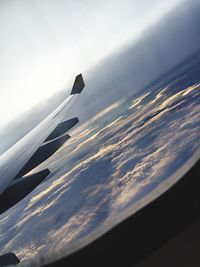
[0,0,183,127]
[0,0,200,155]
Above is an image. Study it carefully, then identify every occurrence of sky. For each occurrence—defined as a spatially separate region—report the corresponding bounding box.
[0,0,184,132]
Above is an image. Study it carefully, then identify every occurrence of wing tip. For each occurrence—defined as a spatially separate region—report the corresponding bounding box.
[71,74,85,95]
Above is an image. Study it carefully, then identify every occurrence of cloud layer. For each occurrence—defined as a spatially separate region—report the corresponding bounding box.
[0,55,199,265]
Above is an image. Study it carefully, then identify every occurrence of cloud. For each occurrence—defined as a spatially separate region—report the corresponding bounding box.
[0,63,199,264]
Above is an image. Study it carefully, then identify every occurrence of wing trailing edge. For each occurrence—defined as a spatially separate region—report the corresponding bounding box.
[15,134,70,179]
[0,253,20,266]
[45,117,79,142]
[0,169,50,215]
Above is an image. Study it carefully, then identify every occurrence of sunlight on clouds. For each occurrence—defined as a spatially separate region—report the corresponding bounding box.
[16,242,45,262]
[129,92,150,109]
[74,117,122,152]
[159,83,200,109]
[29,177,65,205]
[182,83,200,96]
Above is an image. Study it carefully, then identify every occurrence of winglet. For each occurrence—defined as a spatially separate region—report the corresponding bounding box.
[71,74,85,95]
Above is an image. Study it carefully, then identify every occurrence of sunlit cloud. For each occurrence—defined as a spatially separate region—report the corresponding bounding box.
[129,92,150,109]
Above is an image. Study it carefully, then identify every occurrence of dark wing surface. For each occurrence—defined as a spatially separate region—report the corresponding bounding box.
[0,169,50,215]
[0,253,20,266]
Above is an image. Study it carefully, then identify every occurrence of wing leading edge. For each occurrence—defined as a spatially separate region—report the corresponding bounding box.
[0,74,85,211]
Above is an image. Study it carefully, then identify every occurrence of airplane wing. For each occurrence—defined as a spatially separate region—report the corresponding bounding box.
[0,74,85,213]
[0,253,20,266]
